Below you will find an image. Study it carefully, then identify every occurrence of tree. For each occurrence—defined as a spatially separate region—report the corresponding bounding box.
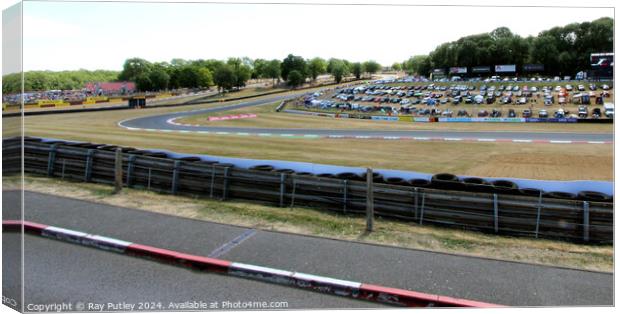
[264,59,281,85]
[328,59,349,84]
[281,54,307,81]
[134,73,152,92]
[227,58,252,89]
[148,66,170,91]
[403,55,431,76]
[287,70,304,88]
[363,60,381,77]
[308,57,327,81]
[119,58,152,81]
[391,62,402,71]
[253,58,268,79]
[351,62,363,79]
[213,64,236,92]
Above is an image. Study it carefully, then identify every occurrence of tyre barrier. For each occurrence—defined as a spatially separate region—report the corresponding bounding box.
[431,173,465,191]
[336,172,364,181]
[578,191,612,202]
[519,188,544,197]
[372,172,385,184]
[462,177,494,193]
[385,177,411,186]
[273,168,296,174]
[491,180,519,195]
[544,191,577,200]
[176,156,202,162]
[249,165,274,172]
[409,178,432,188]
[9,138,613,203]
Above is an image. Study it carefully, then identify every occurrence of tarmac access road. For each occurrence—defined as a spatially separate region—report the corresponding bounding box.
[2,190,613,309]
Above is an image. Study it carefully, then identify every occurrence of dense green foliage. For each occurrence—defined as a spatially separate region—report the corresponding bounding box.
[4,54,381,94]
[402,17,613,76]
[2,70,119,94]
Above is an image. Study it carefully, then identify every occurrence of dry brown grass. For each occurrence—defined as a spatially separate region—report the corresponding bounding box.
[5,175,612,273]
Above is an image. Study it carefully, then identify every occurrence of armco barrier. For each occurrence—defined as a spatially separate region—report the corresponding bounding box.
[4,137,612,243]
[2,220,502,308]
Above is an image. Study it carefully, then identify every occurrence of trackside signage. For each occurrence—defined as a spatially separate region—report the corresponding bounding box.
[494,64,516,72]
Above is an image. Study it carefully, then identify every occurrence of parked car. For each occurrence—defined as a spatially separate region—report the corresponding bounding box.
[554,108,566,118]
[490,109,502,117]
[457,109,469,117]
[578,106,588,118]
[592,108,602,118]
[539,109,548,118]
[477,110,489,117]
[522,109,532,118]
[508,109,516,118]
[442,109,453,117]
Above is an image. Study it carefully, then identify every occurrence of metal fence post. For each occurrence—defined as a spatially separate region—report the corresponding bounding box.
[419,192,426,225]
[171,160,181,194]
[114,148,123,194]
[366,168,375,232]
[279,173,286,207]
[46,143,58,176]
[221,167,230,200]
[290,178,297,208]
[583,201,590,242]
[343,179,348,213]
[535,191,543,238]
[414,187,419,220]
[84,149,94,182]
[493,194,499,233]
[147,168,152,190]
[126,155,136,187]
[60,159,66,179]
[209,165,216,198]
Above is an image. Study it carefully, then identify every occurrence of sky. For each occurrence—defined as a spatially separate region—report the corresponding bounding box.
[1,0,615,74]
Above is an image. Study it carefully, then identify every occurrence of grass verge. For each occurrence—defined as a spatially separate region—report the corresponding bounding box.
[5,174,613,273]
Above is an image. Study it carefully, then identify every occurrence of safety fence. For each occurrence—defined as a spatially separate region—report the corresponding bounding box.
[2,137,613,244]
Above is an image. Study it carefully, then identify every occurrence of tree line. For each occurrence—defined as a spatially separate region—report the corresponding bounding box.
[400,17,613,77]
[2,70,119,94]
[118,55,382,92]
[3,56,382,94]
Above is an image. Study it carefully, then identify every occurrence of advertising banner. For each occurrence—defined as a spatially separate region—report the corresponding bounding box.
[494,64,516,72]
[523,64,544,72]
[371,116,398,121]
[449,67,468,74]
[472,66,491,73]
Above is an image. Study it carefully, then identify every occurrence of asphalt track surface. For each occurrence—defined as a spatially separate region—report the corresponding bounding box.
[118,93,613,143]
[2,191,613,308]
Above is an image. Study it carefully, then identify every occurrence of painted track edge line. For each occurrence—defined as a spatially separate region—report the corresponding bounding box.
[3,220,502,308]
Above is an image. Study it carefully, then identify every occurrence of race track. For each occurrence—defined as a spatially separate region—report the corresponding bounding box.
[118,94,613,143]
